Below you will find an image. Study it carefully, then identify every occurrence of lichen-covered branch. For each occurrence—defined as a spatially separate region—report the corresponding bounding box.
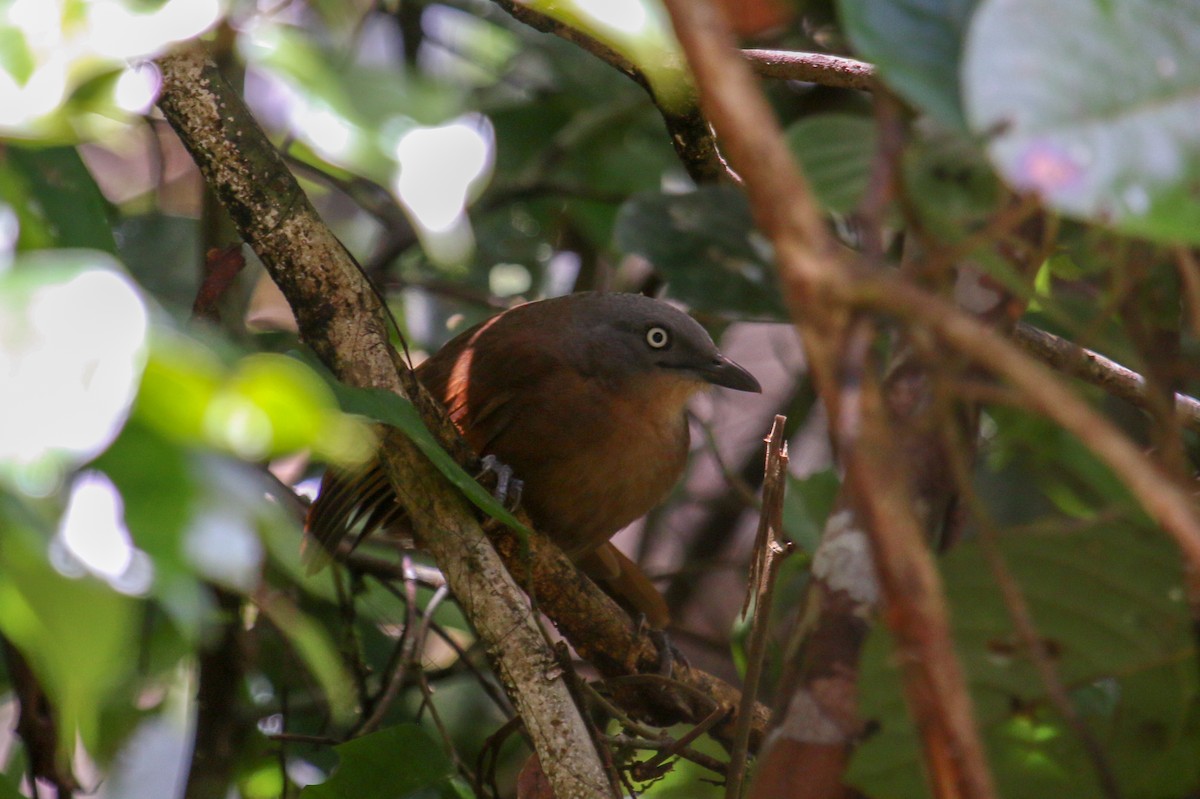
[156,44,616,799]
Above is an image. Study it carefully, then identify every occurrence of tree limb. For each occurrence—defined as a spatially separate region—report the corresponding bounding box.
[660,3,998,797]
[156,44,617,799]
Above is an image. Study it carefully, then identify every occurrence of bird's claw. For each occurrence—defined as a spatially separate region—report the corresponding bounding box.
[643,624,688,677]
[478,454,524,509]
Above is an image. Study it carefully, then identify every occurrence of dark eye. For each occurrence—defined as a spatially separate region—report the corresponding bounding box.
[646,326,670,349]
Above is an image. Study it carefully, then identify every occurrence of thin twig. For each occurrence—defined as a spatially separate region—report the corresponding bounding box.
[728,415,791,799]
[742,48,875,92]
[631,703,732,781]
[852,275,1200,589]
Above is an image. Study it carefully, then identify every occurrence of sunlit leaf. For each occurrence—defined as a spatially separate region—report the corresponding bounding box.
[0,0,226,140]
[963,0,1200,243]
[518,0,694,114]
[136,335,373,465]
[0,253,148,496]
[0,515,140,760]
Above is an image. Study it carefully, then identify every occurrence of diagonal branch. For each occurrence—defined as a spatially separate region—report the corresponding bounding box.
[156,43,616,799]
[1013,322,1200,433]
[742,49,876,91]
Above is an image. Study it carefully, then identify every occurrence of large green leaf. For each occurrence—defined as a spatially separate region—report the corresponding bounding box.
[614,186,785,319]
[848,521,1197,798]
[963,0,1200,244]
[839,0,979,130]
[301,724,468,799]
[785,115,878,216]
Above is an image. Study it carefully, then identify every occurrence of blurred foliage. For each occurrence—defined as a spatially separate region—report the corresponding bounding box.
[0,0,1197,797]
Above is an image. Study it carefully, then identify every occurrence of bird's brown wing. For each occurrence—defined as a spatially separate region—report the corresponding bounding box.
[303,316,563,570]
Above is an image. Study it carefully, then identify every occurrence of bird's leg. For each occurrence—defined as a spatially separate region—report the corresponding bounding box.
[477,454,524,509]
[636,618,688,677]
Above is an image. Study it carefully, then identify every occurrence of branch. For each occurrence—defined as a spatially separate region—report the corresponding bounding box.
[156,44,616,799]
[853,275,1200,569]
[742,49,876,92]
[726,416,791,799]
[660,3,998,798]
[1013,322,1200,433]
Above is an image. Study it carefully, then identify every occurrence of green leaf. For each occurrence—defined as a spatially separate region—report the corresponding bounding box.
[1,145,116,253]
[839,0,979,129]
[257,591,358,725]
[136,335,372,465]
[0,516,139,760]
[297,354,531,537]
[903,129,1003,237]
[785,114,878,215]
[781,469,841,554]
[0,773,24,799]
[963,0,1200,244]
[301,725,464,799]
[614,186,785,319]
[115,213,201,314]
[849,521,1197,798]
[0,26,35,85]
[516,0,694,114]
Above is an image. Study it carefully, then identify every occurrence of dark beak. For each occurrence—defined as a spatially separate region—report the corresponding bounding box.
[699,354,762,393]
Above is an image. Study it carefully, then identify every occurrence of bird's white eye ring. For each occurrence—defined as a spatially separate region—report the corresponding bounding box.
[646,326,670,349]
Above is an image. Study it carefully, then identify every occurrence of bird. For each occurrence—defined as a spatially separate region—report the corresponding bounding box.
[305,291,761,629]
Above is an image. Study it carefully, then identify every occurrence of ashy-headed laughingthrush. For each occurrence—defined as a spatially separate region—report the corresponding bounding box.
[305,292,761,628]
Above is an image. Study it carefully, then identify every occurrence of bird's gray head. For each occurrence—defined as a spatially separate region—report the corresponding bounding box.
[558,293,761,393]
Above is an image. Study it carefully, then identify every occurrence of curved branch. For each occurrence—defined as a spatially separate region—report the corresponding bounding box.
[854,275,1200,568]
[488,0,731,184]
[660,3,999,799]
